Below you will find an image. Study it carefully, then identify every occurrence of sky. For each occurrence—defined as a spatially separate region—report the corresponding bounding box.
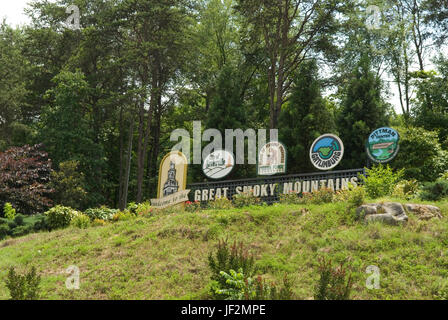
[1,0,31,27]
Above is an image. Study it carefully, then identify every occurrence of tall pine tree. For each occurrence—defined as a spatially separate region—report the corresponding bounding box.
[338,55,391,169]
[279,59,336,173]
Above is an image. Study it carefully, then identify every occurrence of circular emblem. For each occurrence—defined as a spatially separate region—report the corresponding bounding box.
[258,141,287,175]
[366,127,400,163]
[309,134,344,170]
[202,150,235,179]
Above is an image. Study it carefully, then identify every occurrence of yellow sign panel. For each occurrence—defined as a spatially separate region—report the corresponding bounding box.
[156,151,188,199]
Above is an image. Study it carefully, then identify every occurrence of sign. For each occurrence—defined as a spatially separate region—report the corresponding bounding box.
[151,189,191,209]
[188,168,364,204]
[156,151,188,199]
[203,150,235,179]
[310,134,344,170]
[366,127,400,163]
[258,141,287,175]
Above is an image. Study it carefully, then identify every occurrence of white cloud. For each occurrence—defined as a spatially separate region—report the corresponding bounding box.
[1,0,32,27]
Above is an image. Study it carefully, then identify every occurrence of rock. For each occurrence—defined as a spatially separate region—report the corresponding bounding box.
[356,205,378,219]
[404,204,442,220]
[365,213,402,226]
[356,202,408,226]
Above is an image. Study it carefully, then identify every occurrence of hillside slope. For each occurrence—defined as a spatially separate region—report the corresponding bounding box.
[0,199,447,300]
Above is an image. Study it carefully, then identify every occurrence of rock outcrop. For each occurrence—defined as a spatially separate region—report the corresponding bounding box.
[356,202,442,225]
[403,204,443,220]
[356,202,408,225]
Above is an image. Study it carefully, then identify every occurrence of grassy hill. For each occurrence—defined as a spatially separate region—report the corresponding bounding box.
[0,198,447,300]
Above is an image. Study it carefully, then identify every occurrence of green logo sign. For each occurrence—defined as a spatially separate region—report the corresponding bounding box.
[310,134,344,170]
[366,127,400,163]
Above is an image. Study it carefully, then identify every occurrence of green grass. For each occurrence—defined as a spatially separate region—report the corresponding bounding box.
[0,198,447,300]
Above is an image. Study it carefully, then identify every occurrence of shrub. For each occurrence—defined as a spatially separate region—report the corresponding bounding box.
[84,207,118,221]
[92,219,107,227]
[440,171,448,181]
[49,160,87,210]
[419,179,448,201]
[3,203,16,220]
[346,185,366,208]
[392,179,419,200]
[70,214,91,229]
[112,211,135,222]
[127,202,139,214]
[185,201,201,212]
[359,165,404,199]
[306,188,334,204]
[208,239,256,299]
[314,257,353,300]
[0,144,53,215]
[11,225,33,237]
[392,126,448,182]
[233,191,261,208]
[135,202,153,216]
[216,270,294,300]
[14,214,25,226]
[289,188,335,205]
[207,197,234,210]
[29,214,48,232]
[45,206,81,230]
[279,192,302,205]
[0,224,9,240]
[5,266,41,300]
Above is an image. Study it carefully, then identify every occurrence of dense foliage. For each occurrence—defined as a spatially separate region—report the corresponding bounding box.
[0,144,53,214]
[0,0,447,211]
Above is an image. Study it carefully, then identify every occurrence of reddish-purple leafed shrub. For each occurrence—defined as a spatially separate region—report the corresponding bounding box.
[0,144,53,214]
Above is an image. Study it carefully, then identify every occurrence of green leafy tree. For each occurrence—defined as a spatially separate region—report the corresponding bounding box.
[50,160,88,210]
[411,57,448,147]
[235,0,343,128]
[38,70,105,206]
[280,59,336,173]
[5,266,41,300]
[392,126,448,182]
[0,22,29,150]
[338,56,391,168]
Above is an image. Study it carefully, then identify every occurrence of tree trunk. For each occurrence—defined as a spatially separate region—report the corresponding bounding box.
[120,114,134,210]
[118,106,124,207]
[136,100,146,203]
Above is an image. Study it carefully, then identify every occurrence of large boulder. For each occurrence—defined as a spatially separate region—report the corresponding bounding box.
[356,202,443,225]
[404,204,443,220]
[356,202,408,226]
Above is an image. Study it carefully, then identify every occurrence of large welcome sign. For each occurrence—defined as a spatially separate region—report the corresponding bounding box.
[151,151,190,209]
[188,168,364,204]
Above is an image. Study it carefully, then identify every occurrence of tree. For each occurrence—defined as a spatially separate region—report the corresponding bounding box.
[411,57,448,147]
[49,160,87,210]
[116,0,194,202]
[184,0,241,113]
[38,70,105,206]
[338,56,391,169]
[206,66,246,131]
[392,126,448,181]
[0,144,53,215]
[0,22,29,149]
[279,59,336,173]
[236,0,342,128]
[204,65,252,179]
[424,0,448,45]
